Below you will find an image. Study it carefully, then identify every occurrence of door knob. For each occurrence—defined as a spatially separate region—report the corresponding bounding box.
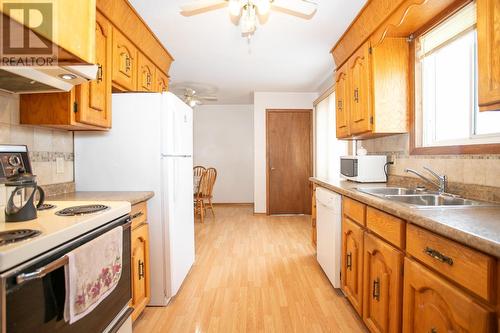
[271,167,276,171]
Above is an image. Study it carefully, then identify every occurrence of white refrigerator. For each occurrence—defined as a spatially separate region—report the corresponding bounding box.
[74,92,195,306]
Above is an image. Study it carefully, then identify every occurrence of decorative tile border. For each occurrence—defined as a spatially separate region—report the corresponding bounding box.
[29,151,74,162]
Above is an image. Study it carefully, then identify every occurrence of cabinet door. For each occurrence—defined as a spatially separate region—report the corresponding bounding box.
[341,216,364,315]
[403,258,494,333]
[478,0,500,111]
[112,29,137,91]
[155,68,169,93]
[335,63,350,138]
[131,224,150,321]
[75,12,112,128]
[137,53,155,92]
[349,42,372,135]
[363,233,403,333]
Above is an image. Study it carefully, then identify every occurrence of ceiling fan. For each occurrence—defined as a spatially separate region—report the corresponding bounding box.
[180,0,317,37]
[174,87,218,107]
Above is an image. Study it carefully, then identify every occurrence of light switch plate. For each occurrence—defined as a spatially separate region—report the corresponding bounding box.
[56,157,64,174]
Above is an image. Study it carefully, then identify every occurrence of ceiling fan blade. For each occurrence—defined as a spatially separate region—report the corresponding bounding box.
[197,96,218,101]
[180,0,227,16]
[271,0,317,18]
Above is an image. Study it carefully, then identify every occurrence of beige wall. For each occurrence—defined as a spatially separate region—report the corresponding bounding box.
[0,93,74,185]
[359,134,500,188]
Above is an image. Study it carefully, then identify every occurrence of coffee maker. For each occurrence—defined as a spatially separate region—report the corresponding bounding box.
[0,145,45,222]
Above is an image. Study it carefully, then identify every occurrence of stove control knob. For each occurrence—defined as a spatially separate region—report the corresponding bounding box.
[8,155,21,167]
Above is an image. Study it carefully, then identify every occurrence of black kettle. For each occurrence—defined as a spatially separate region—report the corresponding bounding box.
[5,169,45,222]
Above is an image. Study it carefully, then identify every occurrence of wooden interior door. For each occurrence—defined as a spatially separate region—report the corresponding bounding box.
[267,109,312,215]
[402,258,494,333]
[335,63,350,138]
[341,217,364,316]
[75,12,112,128]
[349,42,372,135]
[363,233,403,333]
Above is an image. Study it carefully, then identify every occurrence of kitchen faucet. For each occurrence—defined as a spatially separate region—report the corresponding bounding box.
[404,167,448,193]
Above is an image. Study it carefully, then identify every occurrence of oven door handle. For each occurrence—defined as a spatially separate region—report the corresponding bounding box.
[16,255,69,286]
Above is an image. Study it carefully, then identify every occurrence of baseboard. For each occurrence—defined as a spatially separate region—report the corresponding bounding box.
[212,203,254,207]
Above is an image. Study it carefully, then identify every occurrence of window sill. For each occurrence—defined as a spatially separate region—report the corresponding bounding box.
[410,143,500,155]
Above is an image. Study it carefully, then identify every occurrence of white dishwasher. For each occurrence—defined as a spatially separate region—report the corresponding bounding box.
[316,187,342,288]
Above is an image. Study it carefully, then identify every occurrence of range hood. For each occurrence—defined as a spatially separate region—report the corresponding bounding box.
[0,65,98,94]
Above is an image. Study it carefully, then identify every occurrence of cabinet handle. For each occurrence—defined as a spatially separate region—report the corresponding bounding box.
[354,88,359,103]
[138,260,145,280]
[97,64,103,83]
[424,247,453,266]
[125,55,131,72]
[430,328,437,333]
[372,278,380,301]
[131,211,144,220]
[147,73,152,86]
[338,100,343,111]
[346,252,352,271]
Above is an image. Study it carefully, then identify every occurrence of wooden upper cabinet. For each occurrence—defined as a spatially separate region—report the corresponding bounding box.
[335,64,350,138]
[137,53,155,92]
[403,258,494,333]
[131,223,151,321]
[478,0,500,111]
[75,12,112,128]
[112,29,138,91]
[349,42,372,135]
[155,68,169,93]
[334,38,408,139]
[341,216,364,316]
[363,233,403,333]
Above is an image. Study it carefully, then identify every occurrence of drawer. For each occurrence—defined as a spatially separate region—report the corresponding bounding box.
[342,197,366,226]
[407,224,496,302]
[131,201,148,229]
[366,207,405,249]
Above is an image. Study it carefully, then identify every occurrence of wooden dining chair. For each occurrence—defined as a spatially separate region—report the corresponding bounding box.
[194,170,207,223]
[194,168,217,222]
[193,166,206,178]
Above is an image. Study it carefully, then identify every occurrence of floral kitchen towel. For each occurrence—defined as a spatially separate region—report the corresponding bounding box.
[64,226,123,324]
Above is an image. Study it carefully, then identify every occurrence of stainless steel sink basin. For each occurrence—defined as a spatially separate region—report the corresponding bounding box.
[357,187,496,208]
[384,194,487,207]
[357,187,429,196]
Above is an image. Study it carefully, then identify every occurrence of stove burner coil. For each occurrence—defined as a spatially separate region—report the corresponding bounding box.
[55,204,109,217]
[37,203,56,211]
[0,229,41,246]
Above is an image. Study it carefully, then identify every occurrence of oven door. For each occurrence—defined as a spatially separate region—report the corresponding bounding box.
[340,158,358,178]
[0,216,131,333]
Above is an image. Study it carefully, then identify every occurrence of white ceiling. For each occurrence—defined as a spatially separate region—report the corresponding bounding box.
[128,0,367,104]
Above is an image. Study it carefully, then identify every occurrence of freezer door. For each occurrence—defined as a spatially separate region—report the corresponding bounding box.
[161,93,193,156]
[161,156,195,299]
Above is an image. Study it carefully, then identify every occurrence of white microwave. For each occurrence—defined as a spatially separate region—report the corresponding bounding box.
[340,155,387,183]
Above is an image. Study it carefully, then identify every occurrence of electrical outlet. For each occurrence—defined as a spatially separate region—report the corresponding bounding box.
[56,157,64,174]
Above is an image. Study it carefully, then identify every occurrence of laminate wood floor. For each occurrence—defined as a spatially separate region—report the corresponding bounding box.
[133,205,367,333]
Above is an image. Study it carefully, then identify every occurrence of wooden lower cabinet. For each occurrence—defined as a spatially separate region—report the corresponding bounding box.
[363,233,403,333]
[131,222,150,321]
[341,217,364,315]
[311,186,317,246]
[403,258,495,333]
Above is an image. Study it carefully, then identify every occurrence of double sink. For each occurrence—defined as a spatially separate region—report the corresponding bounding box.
[357,187,496,208]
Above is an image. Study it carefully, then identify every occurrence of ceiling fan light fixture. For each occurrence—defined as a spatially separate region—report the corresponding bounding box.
[240,4,257,34]
[228,0,242,16]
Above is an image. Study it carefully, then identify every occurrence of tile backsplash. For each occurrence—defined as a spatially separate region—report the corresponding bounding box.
[358,134,500,188]
[0,92,74,185]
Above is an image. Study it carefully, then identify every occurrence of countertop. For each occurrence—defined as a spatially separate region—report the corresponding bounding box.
[48,191,155,206]
[311,177,500,258]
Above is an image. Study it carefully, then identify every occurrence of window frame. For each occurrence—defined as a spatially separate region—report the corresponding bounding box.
[409,0,500,155]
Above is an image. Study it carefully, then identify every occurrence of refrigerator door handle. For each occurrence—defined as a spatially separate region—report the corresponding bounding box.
[162,154,192,158]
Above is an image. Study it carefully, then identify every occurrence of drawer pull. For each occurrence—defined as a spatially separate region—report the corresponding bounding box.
[424,247,453,266]
[138,260,145,280]
[131,211,144,220]
[372,278,380,301]
[346,252,352,271]
[430,328,437,333]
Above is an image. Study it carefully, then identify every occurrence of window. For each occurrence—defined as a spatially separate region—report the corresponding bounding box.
[314,92,347,179]
[414,1,500,150]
